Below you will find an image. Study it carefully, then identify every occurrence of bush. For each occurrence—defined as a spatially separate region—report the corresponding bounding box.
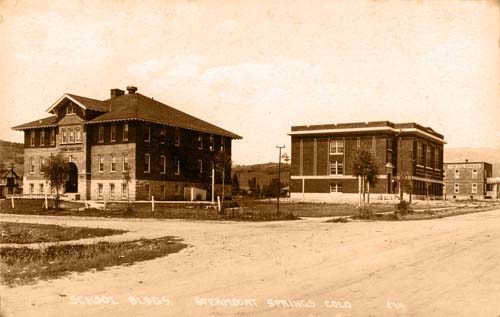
[395,200,412,216]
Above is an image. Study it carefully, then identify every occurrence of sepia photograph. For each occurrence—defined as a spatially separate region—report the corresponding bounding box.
[0,0,499,316]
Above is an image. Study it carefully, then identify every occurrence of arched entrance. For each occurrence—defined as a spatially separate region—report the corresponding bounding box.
[66,162,78,193]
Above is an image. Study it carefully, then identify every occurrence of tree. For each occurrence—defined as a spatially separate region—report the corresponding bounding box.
[352,148,378,211]
[248,177,258,196]
[41,152,70,210]
[215,151,232,211]
[232,173,240,196]
[262,178,282,198]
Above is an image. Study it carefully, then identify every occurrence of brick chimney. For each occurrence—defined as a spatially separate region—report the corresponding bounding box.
[126,86,138,94]
[110,88,125,99]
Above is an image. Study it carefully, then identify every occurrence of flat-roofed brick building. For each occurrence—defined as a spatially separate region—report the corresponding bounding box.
[443,161,493,200]
[289,121,445,202]
[12,86,241,201]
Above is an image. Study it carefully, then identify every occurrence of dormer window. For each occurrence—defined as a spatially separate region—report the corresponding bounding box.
[66,104,76,115]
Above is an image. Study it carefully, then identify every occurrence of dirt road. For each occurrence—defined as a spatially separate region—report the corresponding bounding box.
[1,209,500,317]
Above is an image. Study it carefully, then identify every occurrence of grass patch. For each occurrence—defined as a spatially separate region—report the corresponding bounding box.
[0,222,127,244]
[0,199,299,221]
[0,236,187,286]
[350,201,500,221]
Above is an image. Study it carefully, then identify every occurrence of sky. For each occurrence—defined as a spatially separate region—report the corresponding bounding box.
[0,0,498,164]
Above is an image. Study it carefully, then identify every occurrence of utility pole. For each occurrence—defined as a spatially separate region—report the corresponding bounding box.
[276,145,285,216]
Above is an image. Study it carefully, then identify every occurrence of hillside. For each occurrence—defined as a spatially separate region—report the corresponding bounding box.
[233,163,290,190]
[0,140,24,176]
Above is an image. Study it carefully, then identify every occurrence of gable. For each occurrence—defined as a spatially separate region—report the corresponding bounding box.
[55,99,86,122]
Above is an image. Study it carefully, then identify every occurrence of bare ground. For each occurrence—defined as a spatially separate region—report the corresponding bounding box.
[1,209,500,317]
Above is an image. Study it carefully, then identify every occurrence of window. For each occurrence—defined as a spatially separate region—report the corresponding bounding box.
[98,183,103,198]
[329,139,344,154]
[426,145,432,167]
[472,169,478,179]
[30,131,35,146]
[454,169,460,179]
[472,183,477,194]
[121,183,128,199]
[123,123,129,141]
[98,155,104,172]
[175,184,181,196]
[356,137,361,148]
[329,161,343,175]
[174,158,180,175]
[330,183,343,193]
[111,155,116,172]
[209,135,214,151]
[210,161,215,177]
[220,137,225,152]
[144,126,151,142]
[123,154,128,171]
[160,128,166,144]
[61,129,67,143]
[39,183,44,194]
[144,154,150,173]
[40,158,46,173]
[454,183,459,194]
[160,155,166,174]
[29,183,34,195]
[110,183,115,199]
[110,124,116,142]
[175,128,181,146]
[50,129,55,145]
[66,104,76,114]
[30,157,35,174]
[40,130,45,146]
[417,142,423,165]
[434,150,440,170]
[198,134,203,150]
[198,159,203,174]
[69,128,75,143]
[75,127,81,143]
[98,125,104,143]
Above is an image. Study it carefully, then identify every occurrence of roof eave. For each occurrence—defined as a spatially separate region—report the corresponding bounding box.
[84,118,242,139]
